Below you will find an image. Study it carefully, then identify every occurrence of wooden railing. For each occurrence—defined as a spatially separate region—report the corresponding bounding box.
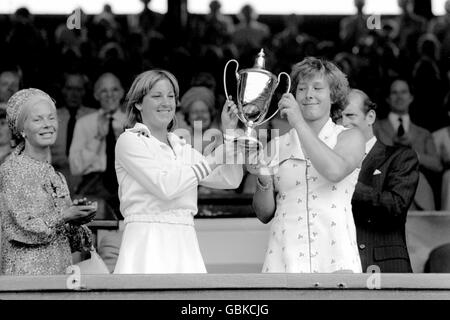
[1,273,450,299]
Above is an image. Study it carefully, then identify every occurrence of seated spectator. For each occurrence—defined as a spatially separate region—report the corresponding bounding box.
[0,109,12,164]
[333,52,358,88]
[97,42,130,87]
[428,0,450,72]
[203,0,234,47]
[432,98,450,210]
[271,14,312,72]
[90,4,122,49]
[69,72,126,219]
[51,71,96,194]
[231,4,270,65]
[129,0,164,36]
[6,7,46,87]
[391,0,427,75]
[177,86,220,156]
[0,67,21,110]
[411,33,446,132]
[374,78,442,210]
[54,7,88,57]
[339,0,369,52]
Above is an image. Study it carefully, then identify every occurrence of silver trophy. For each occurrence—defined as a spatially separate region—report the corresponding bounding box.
[223,49,291,149]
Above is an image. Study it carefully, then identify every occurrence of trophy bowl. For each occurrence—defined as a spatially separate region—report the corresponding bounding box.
[224,49,291,151]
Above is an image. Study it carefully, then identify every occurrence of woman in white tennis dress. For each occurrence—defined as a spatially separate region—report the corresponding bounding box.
[251,57,364,273]
[113,70,242,274]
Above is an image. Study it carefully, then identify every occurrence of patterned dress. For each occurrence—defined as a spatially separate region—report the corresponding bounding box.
[262,118,362,273]
[0,145,92,275]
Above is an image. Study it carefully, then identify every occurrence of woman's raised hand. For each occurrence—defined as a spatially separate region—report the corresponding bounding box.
[279,93,303,127]
[221,96,239,131]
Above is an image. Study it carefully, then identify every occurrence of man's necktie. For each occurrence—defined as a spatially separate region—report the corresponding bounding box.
[397,116,405,137]
[66,109,77,156]
[103,115,118,193]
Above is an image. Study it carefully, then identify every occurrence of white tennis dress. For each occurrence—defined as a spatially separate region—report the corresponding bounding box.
[113,123,242,274]
[262,118,362,273]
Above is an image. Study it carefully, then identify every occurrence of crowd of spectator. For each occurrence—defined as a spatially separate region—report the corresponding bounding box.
[0,0,450,213]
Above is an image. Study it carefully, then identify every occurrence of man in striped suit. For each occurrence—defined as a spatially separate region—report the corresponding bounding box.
[342,89,419,272]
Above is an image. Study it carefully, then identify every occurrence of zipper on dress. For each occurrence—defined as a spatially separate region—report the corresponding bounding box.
[305,158,312,272]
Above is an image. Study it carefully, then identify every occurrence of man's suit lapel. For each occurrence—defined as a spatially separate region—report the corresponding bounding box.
[359,141,391,183]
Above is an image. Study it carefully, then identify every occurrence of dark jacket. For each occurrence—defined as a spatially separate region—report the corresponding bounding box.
[352,140,419,273]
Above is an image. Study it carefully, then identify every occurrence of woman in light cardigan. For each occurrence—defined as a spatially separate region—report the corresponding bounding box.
[113,70,243,274]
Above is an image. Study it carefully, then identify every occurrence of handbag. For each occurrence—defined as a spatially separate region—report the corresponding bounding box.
[76,248,110,274]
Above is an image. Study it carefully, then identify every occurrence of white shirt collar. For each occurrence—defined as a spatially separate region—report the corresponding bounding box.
[126,122,186,150]
[388,112,410,133]
[365,136,377,156]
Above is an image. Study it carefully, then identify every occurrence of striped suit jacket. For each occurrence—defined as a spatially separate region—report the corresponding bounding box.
[351,140,419,273]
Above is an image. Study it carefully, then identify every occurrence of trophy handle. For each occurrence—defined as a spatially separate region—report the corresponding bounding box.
[223,59,247,124]
[223,59,239,102]
[259,72,292,126]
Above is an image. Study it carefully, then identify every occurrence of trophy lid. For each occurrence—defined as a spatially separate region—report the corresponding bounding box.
[253,49,266,69]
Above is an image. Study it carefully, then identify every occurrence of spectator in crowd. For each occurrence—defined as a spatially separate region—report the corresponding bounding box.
[134,0,164,36]
[410,34,446,132]
[69,72,126,218]
[0,88,94,275]
[432,98,450,210]
[178,86,220,153]
[376,20,401,84]
[54,7,89,58]
[339,0,369,52]
[272,14,316,73]
[428,0,450,72]
[231,4,270,66]
[374,78,442,210]
[112,70,243,273]
[203,0,234,47]
[5,7,46,87]
[90,4,122,51]
[0,109,12,164]
[392,0,427,75]
[0,68,21,110]
[342,89,419,272]
[97,42,131,88]
[333,52,358,89]
[250,57,365,273]
[51,72,96,194]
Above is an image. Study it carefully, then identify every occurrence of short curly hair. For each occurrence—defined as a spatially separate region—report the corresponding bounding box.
[290,57,350,116]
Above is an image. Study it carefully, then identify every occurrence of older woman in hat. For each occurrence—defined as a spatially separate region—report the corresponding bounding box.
[175,86,221,156]
[0,88,96,275]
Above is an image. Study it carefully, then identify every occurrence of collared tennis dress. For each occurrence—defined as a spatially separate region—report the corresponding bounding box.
[262,118,362,273]
[113,123,243,274]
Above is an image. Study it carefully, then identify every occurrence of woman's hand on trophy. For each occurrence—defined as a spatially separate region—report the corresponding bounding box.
[221,96,239,130]
[279,93,304,127]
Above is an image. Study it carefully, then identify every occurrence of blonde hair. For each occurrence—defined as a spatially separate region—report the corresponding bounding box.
[124,70,180,130]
